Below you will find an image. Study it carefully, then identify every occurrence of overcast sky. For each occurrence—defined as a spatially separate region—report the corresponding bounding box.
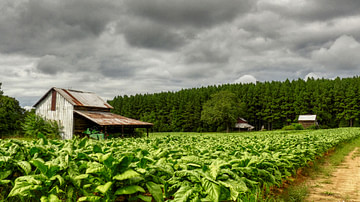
[1,0,360,107]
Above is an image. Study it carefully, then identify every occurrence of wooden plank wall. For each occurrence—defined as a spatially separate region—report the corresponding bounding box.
[35,90,74,139]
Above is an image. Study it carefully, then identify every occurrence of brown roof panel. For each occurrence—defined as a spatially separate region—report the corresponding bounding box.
[74,110,153,127]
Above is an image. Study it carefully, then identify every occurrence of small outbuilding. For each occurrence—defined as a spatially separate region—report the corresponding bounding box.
[298,115,317,129]
[235,118,254,131]
[33,87,153,139]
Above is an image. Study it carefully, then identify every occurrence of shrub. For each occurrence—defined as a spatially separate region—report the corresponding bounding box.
[307,124,319,130]
[22,113,62,139]
[282,125,295,130]
[319,125,329,129]
[294,124,304,130]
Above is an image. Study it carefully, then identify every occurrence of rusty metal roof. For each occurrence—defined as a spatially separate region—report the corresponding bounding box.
[34,87,113,109]
[74,110,153,127]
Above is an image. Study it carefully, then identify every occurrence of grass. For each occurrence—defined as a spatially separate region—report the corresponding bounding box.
[322,191,334,196]
[272,135,360,202]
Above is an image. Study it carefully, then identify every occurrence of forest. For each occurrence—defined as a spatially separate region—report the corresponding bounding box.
[109,77,360,132]
[0,83,24,137]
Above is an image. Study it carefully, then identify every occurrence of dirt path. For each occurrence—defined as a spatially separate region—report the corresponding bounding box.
[306,148,360,202]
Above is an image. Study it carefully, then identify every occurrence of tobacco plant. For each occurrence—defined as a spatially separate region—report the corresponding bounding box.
[0,128,359,201]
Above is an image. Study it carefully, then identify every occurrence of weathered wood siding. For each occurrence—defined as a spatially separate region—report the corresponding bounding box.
[35,91,74,139]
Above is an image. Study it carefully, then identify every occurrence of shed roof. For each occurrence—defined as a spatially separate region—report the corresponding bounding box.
[298,115,317,121]
[235,123,254,129]
[74,110,153,127]
[34,87,113,109]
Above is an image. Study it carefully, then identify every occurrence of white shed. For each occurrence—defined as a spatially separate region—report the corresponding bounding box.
[298,115,317,129]
[33,87,153,139]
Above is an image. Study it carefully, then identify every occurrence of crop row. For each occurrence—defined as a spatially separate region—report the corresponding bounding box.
[1,128,360,201]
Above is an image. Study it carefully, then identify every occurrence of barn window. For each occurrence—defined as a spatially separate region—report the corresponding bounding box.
[51,90,56,111]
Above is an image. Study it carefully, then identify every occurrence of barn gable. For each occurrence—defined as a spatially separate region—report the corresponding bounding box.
[34,88,74,139]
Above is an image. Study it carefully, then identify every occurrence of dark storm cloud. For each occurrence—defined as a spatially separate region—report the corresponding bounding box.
[125,0,255,28]
[1,0,360,107]
[99,58,139,78]
[118,0,256,50]
[121,21,187,51]
[184,48,229,64]
[37,55,70,74]
[259,0,360,22]
[0,0,119,55]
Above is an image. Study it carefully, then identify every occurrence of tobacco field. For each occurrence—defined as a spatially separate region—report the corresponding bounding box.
[1,128,360,201]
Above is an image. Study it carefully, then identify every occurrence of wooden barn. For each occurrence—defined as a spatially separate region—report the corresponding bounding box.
[298,115,317,129]
[234,118,254,131]
[33,87,153,139]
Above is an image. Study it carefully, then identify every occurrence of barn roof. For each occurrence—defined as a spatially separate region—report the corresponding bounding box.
[34,87,113,109]
[74,110,153,127]
[298,115,317,121]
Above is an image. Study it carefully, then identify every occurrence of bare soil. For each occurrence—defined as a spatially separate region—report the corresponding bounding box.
[306,148,360,202]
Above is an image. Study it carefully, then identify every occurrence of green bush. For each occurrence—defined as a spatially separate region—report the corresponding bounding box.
[294,124,304,130]
[307,124,319,130]
[319,125,329,129]
[282,124,295,130]
[22,113,62,139]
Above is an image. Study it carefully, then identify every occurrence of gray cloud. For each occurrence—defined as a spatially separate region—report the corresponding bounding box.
[0,0,360,107]
[259,0,360,22]
[0,0,119,55]
[120,20,187,50]
[312,35,360,71]
[37,55,71,74]
[125,0,255,28]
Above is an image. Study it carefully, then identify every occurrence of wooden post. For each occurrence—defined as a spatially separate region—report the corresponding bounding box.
[146,128,149,138]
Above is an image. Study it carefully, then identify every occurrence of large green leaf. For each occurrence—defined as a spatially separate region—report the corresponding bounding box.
[218,179,248,201]
[78,196,102,201]
[209,160,224,180]
[40,194,61,202]
[173,185,195,202]
[86,162,106,174]
[201,178,220,202]
[74,174,89,180]
[0,170,12,180]
[0,179,10,185]
[46,164,61,178]
[50,175,65,186]
[146,181,164,202]
[95,181,113,194]
[17,161,32,175]
[114,185,145,195]
[78,137,88,148]
[113,169,140,181]
[135,195,153,202]
[100,152,112,163]
[30,158,48,174]
[0,156,11,164]
[8,181,42,197]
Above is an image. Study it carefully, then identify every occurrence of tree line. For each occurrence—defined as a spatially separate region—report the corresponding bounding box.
[109,77,360,132]
[0,83,25,137]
